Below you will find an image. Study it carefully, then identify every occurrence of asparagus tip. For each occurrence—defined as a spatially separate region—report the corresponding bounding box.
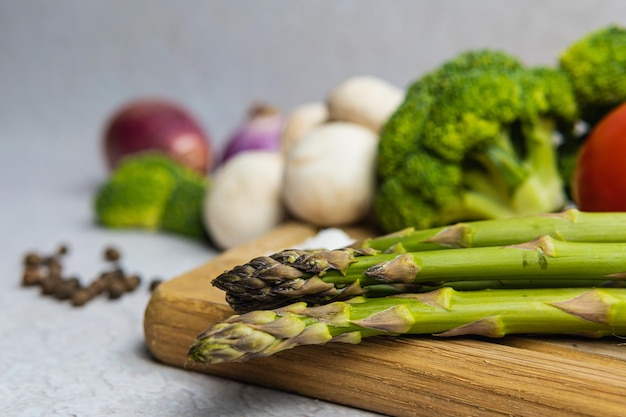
[188,308,334,364]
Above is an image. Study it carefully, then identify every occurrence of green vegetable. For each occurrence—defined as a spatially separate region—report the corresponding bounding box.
[213,235,626,313]
[559,25,626,126]
[374,49,578,233]
[363,208,626,253]
[557,25,626,194]
[94,152,208,239]
[188,287,626,364]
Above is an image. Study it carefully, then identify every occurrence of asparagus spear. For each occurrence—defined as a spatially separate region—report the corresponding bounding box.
[189,287,626,364]
[363,209,626,253]
[213,235,626,313]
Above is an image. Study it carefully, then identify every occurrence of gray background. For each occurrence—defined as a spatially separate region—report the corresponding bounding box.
[4,0,626,157]
[2,1,626,416]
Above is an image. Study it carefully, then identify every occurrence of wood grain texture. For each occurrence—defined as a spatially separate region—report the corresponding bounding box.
[143,222,626,417]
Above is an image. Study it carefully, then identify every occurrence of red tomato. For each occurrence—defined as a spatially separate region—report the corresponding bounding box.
[573,102,626,211]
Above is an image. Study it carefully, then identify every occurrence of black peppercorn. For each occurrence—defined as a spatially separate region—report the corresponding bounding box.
[71,288,94,307]
[22,266,44,287]
[23,252,42,267]
[22,242,147,307]
[107,279,126,299]
[40,275,62,295]
[47,259,63,279]
[124,275,142,292]
[104,247,121,262]
[53,277,80,300]
[87,278,106,296]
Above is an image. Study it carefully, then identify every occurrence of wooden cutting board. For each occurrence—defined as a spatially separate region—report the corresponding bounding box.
[143,221,626,417]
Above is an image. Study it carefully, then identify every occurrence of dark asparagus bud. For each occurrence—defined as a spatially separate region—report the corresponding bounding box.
[213,248,375,312]
[213,236,626,313]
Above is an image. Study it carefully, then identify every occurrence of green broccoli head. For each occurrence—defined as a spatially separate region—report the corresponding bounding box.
[375,50,578,232]
[559,25,626,125]
[378,50,524,179]
[94,152,208,239]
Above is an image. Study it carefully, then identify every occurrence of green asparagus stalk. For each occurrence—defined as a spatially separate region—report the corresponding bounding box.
[213,235,626,313]
[189,287,626,364]
[363,209,626,253]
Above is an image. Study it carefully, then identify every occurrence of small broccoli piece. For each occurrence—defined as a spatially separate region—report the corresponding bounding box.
[160,174,207,239]
[94,153,208,239]
[559,25,626,125]
[375,50,578,232]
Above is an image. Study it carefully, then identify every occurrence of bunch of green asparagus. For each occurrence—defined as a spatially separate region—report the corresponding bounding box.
[189,209,626,364]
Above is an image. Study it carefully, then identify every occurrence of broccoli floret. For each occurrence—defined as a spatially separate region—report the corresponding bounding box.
[375,50,578,232]
[94,153,208,239]
[559,25,626,125]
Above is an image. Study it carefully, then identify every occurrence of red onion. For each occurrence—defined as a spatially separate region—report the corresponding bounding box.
[103,98,214,174]
[221,104,284,164]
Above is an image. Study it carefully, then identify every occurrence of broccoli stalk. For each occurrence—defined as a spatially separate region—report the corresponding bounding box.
[459,117,565,220]
[375,50,578,232]
[509,118,566,214]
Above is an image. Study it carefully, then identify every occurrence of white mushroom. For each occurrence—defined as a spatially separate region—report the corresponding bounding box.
[282,122,379,227]
[280,102,329,156]
[204,151,286,250]
[326,75,404,132]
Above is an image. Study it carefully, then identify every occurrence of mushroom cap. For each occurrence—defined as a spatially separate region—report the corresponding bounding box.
[282,122,379,227]
[205,151,286,249]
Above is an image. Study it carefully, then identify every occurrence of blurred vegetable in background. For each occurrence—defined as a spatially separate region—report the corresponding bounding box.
[326,75,404,133]
[204,151,286,250]
[220,104,284,165]
[280,75,403,228]
[280,102,328,156]
[282,122,379,227]
[94,153,209,239]
[103,98,215,174]
[91,24,626,252]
